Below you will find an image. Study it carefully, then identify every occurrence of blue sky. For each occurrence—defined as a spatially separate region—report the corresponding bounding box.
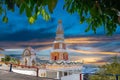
[0,0,120,48]
[0,0,106,42]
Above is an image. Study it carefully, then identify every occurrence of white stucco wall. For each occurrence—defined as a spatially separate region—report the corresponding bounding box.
[12,69,47,77]
[12,69,36,76]
[39,69,47,77]
[61,74,83,80]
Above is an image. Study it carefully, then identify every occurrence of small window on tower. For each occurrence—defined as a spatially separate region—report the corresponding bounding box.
[62,43,66,49]
[54,43,59,49]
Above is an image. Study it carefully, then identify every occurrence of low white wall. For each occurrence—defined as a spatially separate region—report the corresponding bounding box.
[12,69,36,76]
[0,64,9,71]
[61,74,81,80]
[12,69,48,77]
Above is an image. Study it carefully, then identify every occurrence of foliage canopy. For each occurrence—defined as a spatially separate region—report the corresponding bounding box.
[90,56,120,80]
[0,0,120,35]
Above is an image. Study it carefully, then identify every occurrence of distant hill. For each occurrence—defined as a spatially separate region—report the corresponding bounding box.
[0,48,4,51]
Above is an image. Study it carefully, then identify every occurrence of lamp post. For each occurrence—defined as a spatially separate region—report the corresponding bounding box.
[115,75,119,80]
[9,64,12,72]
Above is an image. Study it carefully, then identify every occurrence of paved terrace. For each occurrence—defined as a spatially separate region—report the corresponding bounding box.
[0,69,59,80]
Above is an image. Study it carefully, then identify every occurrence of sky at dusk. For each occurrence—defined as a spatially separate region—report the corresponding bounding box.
[0,0,120,45]
[0,0,109,43]
[0,0,120,64]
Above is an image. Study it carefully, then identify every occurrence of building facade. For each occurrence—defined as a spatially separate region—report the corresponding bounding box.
[21,47,36,66]
[38,20,83,79]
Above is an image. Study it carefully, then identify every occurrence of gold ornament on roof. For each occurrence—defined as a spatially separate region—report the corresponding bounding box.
[58,20,62,24]
[56,20,64,34]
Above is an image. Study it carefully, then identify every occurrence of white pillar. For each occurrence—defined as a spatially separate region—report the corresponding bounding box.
[57,71,60,79]
[69,71,71,75]
[62,71,64,77]
[72,70,74,74]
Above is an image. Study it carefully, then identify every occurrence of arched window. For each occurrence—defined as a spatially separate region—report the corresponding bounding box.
[54,43,59,49]
[63,52,68,60]
[62,43,66,49]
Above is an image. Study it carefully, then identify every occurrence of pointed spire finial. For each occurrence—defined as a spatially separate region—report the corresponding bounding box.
[56,20,63,34]
[58,20,62,24]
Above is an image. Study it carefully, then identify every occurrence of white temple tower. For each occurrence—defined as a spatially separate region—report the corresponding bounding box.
[50,20,68,61]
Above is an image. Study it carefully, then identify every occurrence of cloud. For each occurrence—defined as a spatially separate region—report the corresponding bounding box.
[0,29,56,41]
[1,35,120,65]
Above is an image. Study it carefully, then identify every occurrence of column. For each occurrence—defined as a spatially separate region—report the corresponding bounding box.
[36,68,39,77]
[72,70,74,74]
[57,71,60,79]
[62,71,64,77]
[69,71,71,75]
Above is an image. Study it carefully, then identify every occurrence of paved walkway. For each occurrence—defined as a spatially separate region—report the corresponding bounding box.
[0,70,59,80]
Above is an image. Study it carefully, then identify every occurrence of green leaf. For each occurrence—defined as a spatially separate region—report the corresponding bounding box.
[41,9,45,16]
[2,16,8,23]
[85,25,91,32]
[37,11,40,15]
[25,5,32,17]
[16,0,21,8]
[92,25,96,33]
[80,16,85,24]
[33,13,37,20]
[20,3,25,14]
[90,7,96,17]
[48,0,58,13]
[29,16,35,24]
[35,6,38,14]
[0,6,3,15]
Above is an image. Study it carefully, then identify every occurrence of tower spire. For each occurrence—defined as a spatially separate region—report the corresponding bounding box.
[50,20,68,61]
[55,20,64,41]
[56,20,64,34]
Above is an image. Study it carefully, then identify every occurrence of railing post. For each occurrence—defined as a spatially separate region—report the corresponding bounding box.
[36,68,39,77]
[116,75,119,80]
[9,64,12,72]
[80,73,83,80]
